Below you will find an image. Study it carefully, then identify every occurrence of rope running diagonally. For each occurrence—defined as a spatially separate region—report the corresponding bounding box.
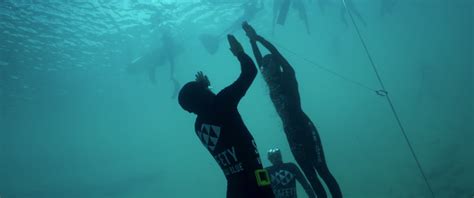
[272,42,378,93]
[342,0,436,197]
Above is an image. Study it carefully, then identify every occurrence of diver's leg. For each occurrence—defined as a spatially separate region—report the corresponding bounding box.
[292,144,327,198]
[312,129,343,198]
[314,163,343,198]
[277,0,291,25]
[273,0,283,35]
[296,0,310,34]
[273,0,283,22]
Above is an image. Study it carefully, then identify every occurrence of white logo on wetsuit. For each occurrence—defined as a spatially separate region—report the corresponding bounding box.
[197,124,221,151]
[271,170,294,186]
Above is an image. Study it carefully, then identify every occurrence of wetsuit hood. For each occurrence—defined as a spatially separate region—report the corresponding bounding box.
[178,81,215,114]
[268,148,283,165]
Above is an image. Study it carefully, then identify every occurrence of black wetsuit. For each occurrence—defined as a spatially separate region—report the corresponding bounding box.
[250,36,342,198]
[267,163,315,198]
[194,52,274,198]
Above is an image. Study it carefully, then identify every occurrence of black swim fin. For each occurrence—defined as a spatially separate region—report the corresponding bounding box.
[199,34,220,55]
[277,0,291,25]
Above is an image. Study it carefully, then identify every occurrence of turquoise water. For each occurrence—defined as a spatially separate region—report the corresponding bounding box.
[0,0,472,197]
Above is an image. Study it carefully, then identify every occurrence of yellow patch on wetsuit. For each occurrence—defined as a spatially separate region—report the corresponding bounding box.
[255,169,271,186]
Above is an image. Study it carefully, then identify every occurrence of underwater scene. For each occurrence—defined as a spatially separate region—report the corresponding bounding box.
[0,0,472,197]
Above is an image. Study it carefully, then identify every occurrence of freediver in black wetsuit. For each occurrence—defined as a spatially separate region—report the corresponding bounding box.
[266,148,316,198]
[243,22,342,198]
[178,34,274,198]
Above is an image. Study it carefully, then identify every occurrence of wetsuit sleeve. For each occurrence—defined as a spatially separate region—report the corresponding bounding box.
[255,36,295,77]
[218,52,257,108]
[291,163,316,198]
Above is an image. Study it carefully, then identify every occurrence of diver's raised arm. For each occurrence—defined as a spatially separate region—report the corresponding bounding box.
[243,22,263,67]
[219,35,257,108]
[255,36,281,60]
[250,40,263,67]
[255,35,295,76]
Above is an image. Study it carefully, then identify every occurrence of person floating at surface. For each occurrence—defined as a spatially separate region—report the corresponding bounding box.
[266,148,316,198]
[126,28,182,98]
[159,29,181,99]
[200,0,263,54]
[340,0,367,27]
[243,22,342,198]
[178,33,275,198]
[273,0,310,35]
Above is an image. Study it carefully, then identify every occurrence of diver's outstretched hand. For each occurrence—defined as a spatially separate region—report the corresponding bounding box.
[195,71,210,87]
[228,34,244,56]
[242,22,258,41]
